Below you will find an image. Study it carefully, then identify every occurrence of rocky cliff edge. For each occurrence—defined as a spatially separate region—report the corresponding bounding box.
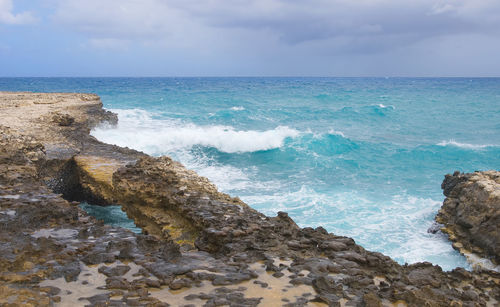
[437,170,500,267]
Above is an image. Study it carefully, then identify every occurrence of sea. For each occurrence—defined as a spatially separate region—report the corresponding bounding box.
[2,77,499,271]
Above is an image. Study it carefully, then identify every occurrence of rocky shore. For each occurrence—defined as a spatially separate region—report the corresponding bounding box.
[437,171,500,268]
[1,91,499,306]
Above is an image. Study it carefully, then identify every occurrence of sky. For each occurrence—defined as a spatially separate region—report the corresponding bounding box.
[1,0,500,77]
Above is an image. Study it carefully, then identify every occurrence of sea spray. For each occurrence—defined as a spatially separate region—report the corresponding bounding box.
[92,109,300,154]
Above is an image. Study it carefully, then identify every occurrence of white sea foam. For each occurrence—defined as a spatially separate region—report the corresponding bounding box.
[437,140,497,150]
[377,104,395,109]
[382,196,466,268]
[327,129,346,138]
[241,185,327,217]
[230,106,245,111]
[243,188,470,271]
[92,109,299,154]
[462,251,500,272]
[172,148,252,192]
[91,108,299,194]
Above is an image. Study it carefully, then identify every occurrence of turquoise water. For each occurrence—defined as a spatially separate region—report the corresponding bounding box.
[78,202,142,234]
[2,77,499,270]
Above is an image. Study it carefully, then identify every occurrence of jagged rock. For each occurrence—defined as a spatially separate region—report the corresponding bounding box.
[98,265,131,277]
[437,170,500,262]
[51,112,75,126]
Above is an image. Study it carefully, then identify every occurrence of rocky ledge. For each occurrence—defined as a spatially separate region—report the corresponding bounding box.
[437,171,500,266]
[1,92,500,306]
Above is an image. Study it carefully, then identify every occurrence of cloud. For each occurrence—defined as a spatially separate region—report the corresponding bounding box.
[178,0,500,44]
[52,0,500,46]
[46,0,500,75]
[0,0,37,25]
[52,0,188,39]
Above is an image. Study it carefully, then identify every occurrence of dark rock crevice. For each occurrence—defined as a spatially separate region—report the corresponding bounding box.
[40,158,85,203]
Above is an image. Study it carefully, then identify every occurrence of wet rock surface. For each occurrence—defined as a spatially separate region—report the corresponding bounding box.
[437,170,500,265]
[1,92,500,306]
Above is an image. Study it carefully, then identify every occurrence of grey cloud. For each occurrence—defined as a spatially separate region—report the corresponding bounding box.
[175,0,492,46]
[52,0,186,40]
[52,0,500,54]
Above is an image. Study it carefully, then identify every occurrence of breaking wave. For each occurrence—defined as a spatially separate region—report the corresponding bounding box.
[437,140,498,150]
[92,108,300,154]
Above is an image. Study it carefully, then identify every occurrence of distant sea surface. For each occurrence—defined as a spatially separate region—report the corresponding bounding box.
[2,77,499,270]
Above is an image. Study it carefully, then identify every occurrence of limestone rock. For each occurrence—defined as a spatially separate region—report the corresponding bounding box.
[51,112,74,126]
[437,170,500,263]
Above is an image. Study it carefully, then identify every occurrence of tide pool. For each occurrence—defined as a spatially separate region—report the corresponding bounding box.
[78,202,142,234]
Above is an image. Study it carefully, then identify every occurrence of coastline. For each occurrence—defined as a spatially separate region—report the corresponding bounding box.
[1,91,499,306]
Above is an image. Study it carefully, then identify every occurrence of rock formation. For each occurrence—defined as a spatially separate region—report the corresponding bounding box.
[1,91,500,306]
[437,170,500,265]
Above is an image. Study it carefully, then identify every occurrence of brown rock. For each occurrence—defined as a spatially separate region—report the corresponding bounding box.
[51,112,74,126]
[363,292,383,307]
[437,171,500,262]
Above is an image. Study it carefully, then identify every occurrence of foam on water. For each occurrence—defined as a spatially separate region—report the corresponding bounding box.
[230,106,245,111]
[243,186,469,271]
[92,109,299,154]
[377,103,395,109]
[170,148,253,192]
[327,129,346,138]
[437,140,498,150]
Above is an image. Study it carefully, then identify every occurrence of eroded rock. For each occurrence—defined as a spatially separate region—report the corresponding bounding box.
[437,170,500,264]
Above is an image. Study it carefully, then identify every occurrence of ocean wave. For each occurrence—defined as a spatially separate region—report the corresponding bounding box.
[336,104,394,118]
[377,103,395,109]
[173,149,252,192]
[230,106,245,111]
[437,140,498,150]
[364,104,395,113]
[92,108,300,154]
[327,129,346,138]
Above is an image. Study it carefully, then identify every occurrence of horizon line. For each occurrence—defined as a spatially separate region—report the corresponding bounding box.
[1,76,500,79]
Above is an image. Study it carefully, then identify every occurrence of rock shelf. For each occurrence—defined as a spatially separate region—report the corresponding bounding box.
[1,92,499,306]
